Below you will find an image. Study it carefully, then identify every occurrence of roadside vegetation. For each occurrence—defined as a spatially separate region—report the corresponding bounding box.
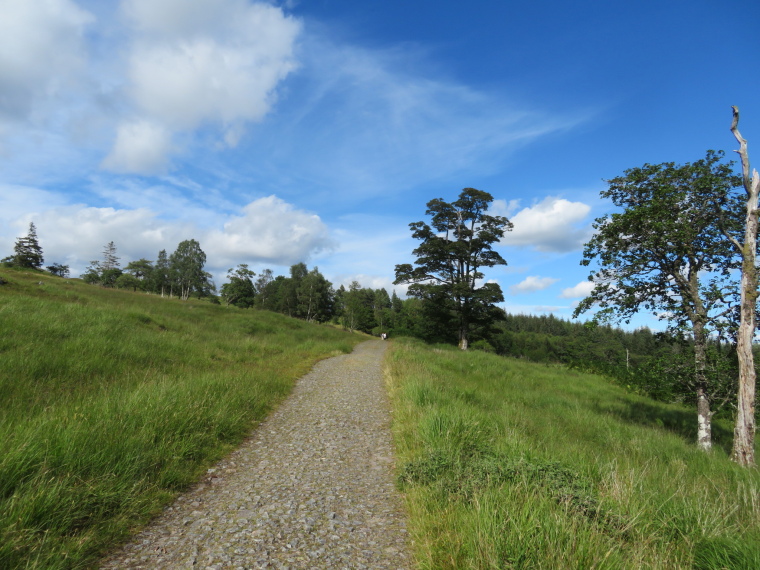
[387,337,760,569]
[0,268,361,569]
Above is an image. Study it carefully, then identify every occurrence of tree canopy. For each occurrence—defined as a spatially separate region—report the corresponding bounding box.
[169,239,212,301]
[574,150,743,450]
[395,188,512,349]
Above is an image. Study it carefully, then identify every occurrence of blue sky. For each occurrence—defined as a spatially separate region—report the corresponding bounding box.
[2,0,759,329]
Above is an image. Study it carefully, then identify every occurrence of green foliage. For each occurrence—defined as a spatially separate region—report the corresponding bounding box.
[387,338,760,569]
[395,188,512,349]
[575,150,742,330]
[0,270,361,568]
[153,249,171,296]
[169,239,213,300]
[46,263,70,277]
[296,266,333,322]
[9,222,44,269]
[575,151,745,447]
[220,264,256,308]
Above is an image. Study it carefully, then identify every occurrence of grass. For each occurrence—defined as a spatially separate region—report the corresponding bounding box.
[386,337,760,569]
[0,268,362,569]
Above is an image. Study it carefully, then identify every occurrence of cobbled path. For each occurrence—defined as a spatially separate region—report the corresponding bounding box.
[101,340,411,569]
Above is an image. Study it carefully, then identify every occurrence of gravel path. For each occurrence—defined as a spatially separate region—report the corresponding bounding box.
[101,340,411,569]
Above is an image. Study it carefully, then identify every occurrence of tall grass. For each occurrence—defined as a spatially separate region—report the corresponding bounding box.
[0,269,361,569]
[387,338,760,569]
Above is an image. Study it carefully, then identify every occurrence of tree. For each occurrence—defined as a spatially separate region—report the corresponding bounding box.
[115,273,142,292]
[220,264,256,308]
[81,260,102,284]
[394,188,511,349]
[153,249,171,297]
[727,106,759,467]
[573,151,743,451]
[341,281,375,332]
[11,222,44,269]
[46,263,70,277]
[254,268,274,307]
[101,241,120,271]
[125,258,153,281]
[81,242,123,287]
[297,266,334,322]
[373,288,392,335]
[169,239,211,300]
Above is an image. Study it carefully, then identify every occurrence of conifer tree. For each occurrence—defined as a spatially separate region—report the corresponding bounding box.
[12,222,44,269]
[395,188,511,349]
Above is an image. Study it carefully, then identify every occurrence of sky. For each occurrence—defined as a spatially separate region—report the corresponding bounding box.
[2,0,759,330]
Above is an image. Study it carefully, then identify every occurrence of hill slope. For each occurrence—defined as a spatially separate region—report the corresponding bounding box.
[387,338,760,569]
[0,268,361,569]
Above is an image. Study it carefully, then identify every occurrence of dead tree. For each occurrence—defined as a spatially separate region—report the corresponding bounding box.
[728,106,759,467]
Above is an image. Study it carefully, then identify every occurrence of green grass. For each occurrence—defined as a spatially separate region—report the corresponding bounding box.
[0,268,362,569]
[386,338,760,569]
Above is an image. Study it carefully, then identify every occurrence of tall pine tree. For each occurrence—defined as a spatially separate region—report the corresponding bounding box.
[11,222,44,269]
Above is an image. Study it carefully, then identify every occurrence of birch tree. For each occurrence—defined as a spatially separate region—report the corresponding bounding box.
[169,239,209,301]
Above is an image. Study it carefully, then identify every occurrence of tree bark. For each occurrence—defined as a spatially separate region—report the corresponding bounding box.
[693,320,712,451]
[730,106,758,467]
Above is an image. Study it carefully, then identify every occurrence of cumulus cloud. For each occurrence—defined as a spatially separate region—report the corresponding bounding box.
[560,280,595,299]
[103,0,301,173]
[0,0,93,123]
[499,196,591,252]
[205,195,334,267]
[509,275,559,295]
[1,193,332,274]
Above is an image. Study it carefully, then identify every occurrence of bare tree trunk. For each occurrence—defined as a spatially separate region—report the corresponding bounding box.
[693,321,712,451]
[730,106,759,467]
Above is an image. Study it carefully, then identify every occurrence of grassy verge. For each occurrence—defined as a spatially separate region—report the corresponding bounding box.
[0,269,361,569]
[386,337,760,569]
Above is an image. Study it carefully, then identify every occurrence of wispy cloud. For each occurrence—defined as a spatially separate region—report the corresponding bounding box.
[240,34,592,204]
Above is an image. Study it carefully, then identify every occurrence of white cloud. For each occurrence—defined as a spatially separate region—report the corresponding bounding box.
[205,195,334,267]
[100,120,173,174]
[101,0,301,173]
[332,273,399,293]
[560,280,595,299]
[0,0,93,123]
[1,194,332,275]
[500,196,591,252]
[509,275,559,295]
[500,302,568,316]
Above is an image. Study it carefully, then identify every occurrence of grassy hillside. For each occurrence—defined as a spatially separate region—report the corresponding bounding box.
[0,268,362,569]
[387,338,760,569]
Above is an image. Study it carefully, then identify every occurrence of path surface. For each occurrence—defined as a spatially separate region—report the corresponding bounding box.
[101,340,411,569]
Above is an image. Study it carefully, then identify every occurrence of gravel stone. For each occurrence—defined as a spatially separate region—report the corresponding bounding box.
[100,340,411,569]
